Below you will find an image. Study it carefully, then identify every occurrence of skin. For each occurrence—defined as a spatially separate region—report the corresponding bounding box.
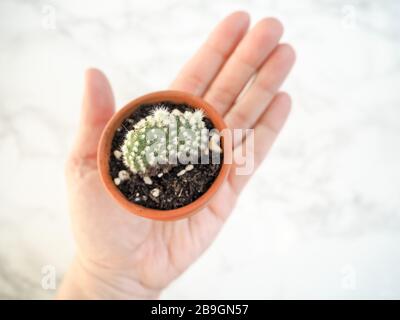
[57,11,295,299]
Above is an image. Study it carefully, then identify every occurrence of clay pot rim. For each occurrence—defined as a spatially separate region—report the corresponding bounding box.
[97,90,231,221]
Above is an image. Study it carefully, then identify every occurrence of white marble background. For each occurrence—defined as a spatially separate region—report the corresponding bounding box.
[0,0,399,299]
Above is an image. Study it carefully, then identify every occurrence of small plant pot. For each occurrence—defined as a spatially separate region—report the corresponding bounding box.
[98,90,231,221]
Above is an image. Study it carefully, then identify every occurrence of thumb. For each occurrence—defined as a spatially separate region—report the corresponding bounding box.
[71,68,115,161]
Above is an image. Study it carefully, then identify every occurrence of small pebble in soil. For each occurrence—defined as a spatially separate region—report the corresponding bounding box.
[157,172,163,178]
[114,177,121,186]
[177,169,186,177]
[118,170,130,181]
[113,150,122,159]
[143,176,153,185]
[150,188,160,198]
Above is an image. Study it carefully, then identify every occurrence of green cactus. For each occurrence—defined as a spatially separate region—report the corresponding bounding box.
[121,106,210,176]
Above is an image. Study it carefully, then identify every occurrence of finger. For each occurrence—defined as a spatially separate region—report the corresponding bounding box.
[71,68,115,161]
[228,92,291,194]
[204,18,283,115]
[224,44,295,134]
[170,11,250,95]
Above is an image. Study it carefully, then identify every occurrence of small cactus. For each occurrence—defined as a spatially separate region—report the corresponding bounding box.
[121,106,212,176]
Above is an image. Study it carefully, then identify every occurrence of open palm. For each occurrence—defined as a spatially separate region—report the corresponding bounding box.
[61,12,295,299]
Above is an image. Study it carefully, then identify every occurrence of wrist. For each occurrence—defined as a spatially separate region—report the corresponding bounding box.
[57,256,161,300]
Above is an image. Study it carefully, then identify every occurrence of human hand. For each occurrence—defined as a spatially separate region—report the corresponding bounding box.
[58,11,295,299]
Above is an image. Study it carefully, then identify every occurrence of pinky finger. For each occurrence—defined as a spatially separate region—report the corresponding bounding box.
[228,92,292,194]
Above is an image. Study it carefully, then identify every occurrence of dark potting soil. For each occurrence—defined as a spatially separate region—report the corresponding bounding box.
[109,101,222,210]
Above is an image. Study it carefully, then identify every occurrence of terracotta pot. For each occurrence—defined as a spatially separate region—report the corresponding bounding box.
[98,90,231,221]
